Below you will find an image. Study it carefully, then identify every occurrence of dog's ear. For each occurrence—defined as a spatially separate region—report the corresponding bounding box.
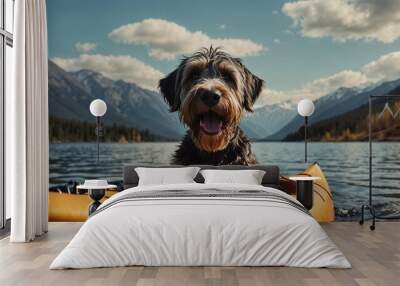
[243,68,263,112]
[159,69,180,112]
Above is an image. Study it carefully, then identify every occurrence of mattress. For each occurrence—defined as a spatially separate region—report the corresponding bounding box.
[50,183,350,269]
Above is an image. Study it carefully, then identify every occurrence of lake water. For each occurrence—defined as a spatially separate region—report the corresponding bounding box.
[50,142,400,219]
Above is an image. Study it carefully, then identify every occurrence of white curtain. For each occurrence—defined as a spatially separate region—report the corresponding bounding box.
[7,0,49,242]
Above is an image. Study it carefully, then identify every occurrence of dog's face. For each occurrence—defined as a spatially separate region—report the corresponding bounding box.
[159,47,263,152]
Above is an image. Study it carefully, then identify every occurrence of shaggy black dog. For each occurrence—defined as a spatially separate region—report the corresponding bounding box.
[159,47,264,165]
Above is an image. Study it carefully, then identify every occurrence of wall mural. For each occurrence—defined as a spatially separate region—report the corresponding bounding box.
[47,0,400,221]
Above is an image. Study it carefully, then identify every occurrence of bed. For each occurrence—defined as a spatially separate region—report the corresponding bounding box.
[50,165,350,269]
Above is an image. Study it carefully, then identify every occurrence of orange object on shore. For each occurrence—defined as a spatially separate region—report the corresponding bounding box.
[280,162,335,222]
[49,191,117,222]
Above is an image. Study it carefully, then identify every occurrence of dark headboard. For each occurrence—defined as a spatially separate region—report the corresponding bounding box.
[123,165,280,190]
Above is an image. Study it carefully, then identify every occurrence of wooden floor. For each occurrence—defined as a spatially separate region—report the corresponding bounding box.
[0,222,399,286]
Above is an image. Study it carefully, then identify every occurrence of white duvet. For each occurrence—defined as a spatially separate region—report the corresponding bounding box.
[50,183,351,269]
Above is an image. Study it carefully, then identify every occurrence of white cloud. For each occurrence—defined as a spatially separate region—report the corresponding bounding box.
[257,70,368,107]
[256,47,400,107]
[282,0,400,43]
[273,38,281,44]
[75,42,97,53]
[52,54,164,90]
[362,51,400,82]
[304,70,368,95]
[257,50,400,106]
[256,89,289,107]
[109,18,266,60]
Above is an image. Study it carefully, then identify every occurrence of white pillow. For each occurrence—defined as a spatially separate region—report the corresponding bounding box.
[135,167,200,186]
[200,169,265,185]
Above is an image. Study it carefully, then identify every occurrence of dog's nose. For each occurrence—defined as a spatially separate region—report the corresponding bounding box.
[200,90,220,107]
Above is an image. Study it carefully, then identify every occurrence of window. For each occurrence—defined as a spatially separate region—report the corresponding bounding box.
[0,0,14,231]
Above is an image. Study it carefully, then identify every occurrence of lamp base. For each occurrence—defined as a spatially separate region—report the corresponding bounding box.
[359,204,376,230]
[88,189,105,215]
[296,180,313,210]
[360,204,400,230]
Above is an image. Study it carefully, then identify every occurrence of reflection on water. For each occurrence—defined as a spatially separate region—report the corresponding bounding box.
[50,142,400,219]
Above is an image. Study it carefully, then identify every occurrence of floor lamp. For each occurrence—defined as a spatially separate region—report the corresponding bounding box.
[89,99,107,162]
[297,99,315,163]
[360,95,400,230]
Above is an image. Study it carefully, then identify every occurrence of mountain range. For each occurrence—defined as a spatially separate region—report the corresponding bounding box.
[49,60,185,139]
[266,79,400,141]
[48,60,296,140]
[284,94,400,142]
[49,59,400,142]
[241,104,296,139]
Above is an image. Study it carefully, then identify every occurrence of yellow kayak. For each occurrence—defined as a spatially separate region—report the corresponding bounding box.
[280,162,335,222]
[49,191,117,222]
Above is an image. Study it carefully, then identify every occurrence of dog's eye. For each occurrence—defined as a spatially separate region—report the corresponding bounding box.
[221,72,234,83]
[189,70,201,81]
[223,74,232,81]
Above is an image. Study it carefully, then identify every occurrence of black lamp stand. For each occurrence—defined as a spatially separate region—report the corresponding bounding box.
[360,95,400,230]
[95,116,103,162]
[304,116,309,163]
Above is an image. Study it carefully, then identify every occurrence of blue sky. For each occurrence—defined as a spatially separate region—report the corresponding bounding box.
[47,0,400,106]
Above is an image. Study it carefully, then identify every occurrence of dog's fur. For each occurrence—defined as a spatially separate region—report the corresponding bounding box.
[159,47,263,165]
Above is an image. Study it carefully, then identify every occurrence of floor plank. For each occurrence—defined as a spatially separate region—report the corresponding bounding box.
[0,222,399,286]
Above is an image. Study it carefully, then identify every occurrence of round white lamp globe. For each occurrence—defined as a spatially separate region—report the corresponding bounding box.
[90,99,107,117]
[297,99,315,117]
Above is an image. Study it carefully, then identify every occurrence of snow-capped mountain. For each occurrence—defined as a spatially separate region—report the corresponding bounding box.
[267,78,400,140]
[241,104,296,139]
[49,60,185,139]
[49,60,298,141]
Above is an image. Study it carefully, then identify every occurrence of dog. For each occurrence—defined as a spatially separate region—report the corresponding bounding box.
[159,47,263,165]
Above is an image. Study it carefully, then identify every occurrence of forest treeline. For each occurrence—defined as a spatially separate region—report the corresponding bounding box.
[284,100,400,142]
[49,117,171,143]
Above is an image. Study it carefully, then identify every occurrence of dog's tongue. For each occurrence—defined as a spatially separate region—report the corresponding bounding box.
[200,113,223,134]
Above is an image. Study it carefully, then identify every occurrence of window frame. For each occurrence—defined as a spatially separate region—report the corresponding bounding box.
[0,0,13,231]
